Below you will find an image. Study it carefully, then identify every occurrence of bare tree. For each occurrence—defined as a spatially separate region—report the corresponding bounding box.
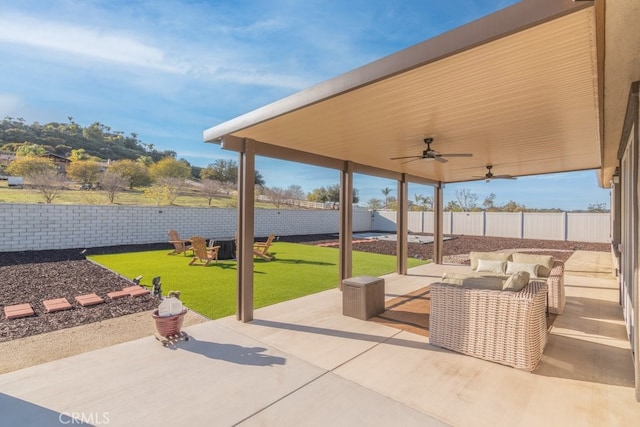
[28,170,66,203]
[156,177,186,205]
[266,186,288,208]
[455,188,478,212]
[199,179,222,206]
[366,198,383,210]
[100,171,130,203]
[286,184,305,201]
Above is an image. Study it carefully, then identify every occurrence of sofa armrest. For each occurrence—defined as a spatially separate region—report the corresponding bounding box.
[547,261,565,314]
[430,280,548,371]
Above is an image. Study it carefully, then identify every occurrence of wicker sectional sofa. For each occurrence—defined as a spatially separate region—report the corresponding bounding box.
[442,251,566,314]
[429,280,548,371]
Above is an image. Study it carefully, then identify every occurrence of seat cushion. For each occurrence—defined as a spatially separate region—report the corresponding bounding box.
[461,276,505,290]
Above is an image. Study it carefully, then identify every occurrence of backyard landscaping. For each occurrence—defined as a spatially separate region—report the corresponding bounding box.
[0,234,609,343]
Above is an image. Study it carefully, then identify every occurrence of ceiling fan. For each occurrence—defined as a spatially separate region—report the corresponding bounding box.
[390,137,473,164]
[474,165,517,182]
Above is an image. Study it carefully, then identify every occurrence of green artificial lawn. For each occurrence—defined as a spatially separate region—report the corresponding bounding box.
[89,242,428,320]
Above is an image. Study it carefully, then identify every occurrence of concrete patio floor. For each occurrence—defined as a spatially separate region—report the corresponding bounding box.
[1,255,638,426]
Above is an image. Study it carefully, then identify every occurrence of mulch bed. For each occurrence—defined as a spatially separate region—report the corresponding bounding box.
[0,234,609,343]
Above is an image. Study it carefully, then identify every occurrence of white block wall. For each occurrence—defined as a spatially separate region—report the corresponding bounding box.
[566,213,611,243]
[0,204,373,252]
[485,212,522,238]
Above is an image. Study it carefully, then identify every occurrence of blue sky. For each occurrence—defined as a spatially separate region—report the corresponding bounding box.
[0,0,609,210]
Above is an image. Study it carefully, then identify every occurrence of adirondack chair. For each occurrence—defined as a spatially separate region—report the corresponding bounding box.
[168,229,192,256]
[189,236,220,266]
[253,233,276,261]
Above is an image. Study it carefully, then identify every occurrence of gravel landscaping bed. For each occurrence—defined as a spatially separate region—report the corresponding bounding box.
[0,234,610,343]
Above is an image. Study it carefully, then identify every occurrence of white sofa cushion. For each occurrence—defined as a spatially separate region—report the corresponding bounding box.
[477,259,507,274]
[506,261,539,278]
[512,253,554,277]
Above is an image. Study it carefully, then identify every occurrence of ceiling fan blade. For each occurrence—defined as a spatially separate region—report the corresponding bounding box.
[493,175,517,180]
[440,153,473,158]
[390,155,423,160]
[400,158,424,164]
[434,156,448,164]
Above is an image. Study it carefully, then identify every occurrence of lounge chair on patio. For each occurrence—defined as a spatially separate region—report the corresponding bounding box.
[189,236,220,266]
[168,229,192,256]
[254,233,276,261]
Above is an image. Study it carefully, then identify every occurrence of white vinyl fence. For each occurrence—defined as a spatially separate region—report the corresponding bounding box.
[0,204,609,252]
[373,211,610,243]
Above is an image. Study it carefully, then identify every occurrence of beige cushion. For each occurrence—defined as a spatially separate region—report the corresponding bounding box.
[503,271,530,291]
[461,276,505,290]
[477,259,507,274]
[506,261,539,278]
[441,272,467,286]
[512,253,554,277]
[470,252,512,270]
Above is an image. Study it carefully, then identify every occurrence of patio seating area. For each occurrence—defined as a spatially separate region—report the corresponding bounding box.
[1,254,638,425]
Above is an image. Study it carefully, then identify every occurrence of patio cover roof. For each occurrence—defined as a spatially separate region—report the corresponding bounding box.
[204,0,612,187]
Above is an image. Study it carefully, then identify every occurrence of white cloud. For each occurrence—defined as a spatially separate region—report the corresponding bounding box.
[0,13,187,74]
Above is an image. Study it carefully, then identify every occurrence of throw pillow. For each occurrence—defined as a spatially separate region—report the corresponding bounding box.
[503,271,530,291]
[469,251,512,270]
[476,259,507,274]
[506,261,539,278]
[512,253,554,277]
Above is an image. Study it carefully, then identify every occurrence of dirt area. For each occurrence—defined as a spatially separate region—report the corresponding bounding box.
[0,234,610,344]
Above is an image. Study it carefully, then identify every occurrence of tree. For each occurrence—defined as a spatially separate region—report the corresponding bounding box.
[381,187,393,207]
[66,161,102,185]
[587,202,608,213]
[502,200,526,212]
[455,188,478,212]
[200,159,237,183]
[109,159,151,188]
[6,156,56,178]
[445,200,461,211]
[286,184,305,200]
[413,194,433,211]
[15,143,46,157]
[100,171,130,203]
[144,185,170,206]
[266,186,288,208]
[199,179,222,206]
[29,170,66,203]
[366,198,384,210]
[150,157,192,180]
[306,184,358,205]
[483,193,497,211]
[155,176,185,205]
[68,148,91,161]
[200,159,265,186]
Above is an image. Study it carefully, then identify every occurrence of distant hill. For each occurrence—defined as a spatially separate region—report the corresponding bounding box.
[0,117,175,162]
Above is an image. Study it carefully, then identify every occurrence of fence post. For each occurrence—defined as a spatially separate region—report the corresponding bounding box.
[563,211,568,241]
[482,211,487,237]
[519,211,524,239]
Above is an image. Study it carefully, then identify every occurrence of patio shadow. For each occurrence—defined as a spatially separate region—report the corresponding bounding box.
[0,393,92,426]
[179,338,286,366]
[250,319,439,351]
